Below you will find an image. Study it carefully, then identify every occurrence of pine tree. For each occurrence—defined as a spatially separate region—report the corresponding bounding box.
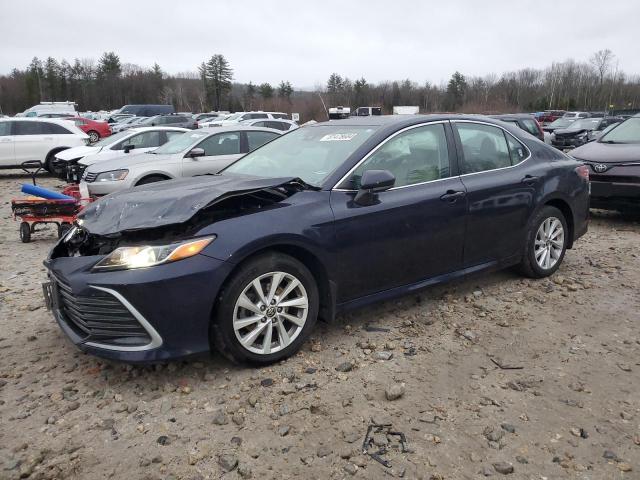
[259,82,274,99]
[203,54,233,111]
[278,81,293,103]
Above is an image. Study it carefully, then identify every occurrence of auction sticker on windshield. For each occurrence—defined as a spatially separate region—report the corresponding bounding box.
[319,133,358,142]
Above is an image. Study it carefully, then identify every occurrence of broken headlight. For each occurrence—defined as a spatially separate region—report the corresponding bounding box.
[92,237,215,271]
[95,169,129,182]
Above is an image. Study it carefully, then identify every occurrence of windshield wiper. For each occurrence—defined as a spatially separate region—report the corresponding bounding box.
[600,140,619,144]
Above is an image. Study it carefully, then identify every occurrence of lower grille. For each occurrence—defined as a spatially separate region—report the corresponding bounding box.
[84,171,98,183]
[591,174,640,184]
[54,277,151,347]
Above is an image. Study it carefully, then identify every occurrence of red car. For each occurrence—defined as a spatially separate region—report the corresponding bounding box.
[66,117,112,143]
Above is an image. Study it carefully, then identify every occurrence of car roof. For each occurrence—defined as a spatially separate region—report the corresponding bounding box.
[0,117,75,125]
[489,114,535,120]
[198,125,283,134]
[128,126,191,133]
[309,113,522,129]
[243,118,295,123]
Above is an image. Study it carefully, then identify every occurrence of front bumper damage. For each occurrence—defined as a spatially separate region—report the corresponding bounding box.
[43,174,308,362]
[45,253,233,362]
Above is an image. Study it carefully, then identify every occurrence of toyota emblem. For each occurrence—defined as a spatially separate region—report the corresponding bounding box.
[593,163,608,173]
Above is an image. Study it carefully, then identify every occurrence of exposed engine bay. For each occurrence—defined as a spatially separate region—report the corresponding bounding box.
[50,175,311,259]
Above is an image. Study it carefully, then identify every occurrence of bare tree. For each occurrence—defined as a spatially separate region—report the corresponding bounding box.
[590,49,614,88]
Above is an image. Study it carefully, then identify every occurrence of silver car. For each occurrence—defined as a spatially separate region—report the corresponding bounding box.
[80,126,282,196]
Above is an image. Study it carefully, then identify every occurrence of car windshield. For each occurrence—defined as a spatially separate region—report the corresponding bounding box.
[94,130,131,147]
[224,125,377,187]
[571,119,600,130]
[152,131,207,154]
[549,118,575,128]
[224,113,242,121]
[599,117,640,144]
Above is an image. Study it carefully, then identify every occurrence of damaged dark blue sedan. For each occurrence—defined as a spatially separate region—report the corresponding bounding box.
[44,115,590,364]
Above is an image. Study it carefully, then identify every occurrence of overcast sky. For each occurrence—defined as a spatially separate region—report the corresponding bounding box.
[2,1,639,88]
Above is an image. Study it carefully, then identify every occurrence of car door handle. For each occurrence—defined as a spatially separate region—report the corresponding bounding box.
[440,190,466,202]
[521,175,540,186]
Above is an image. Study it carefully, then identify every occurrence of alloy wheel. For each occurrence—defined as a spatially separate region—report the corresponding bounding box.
[534,216,564,270]
[232,271,308,355]
[88,131,99,143]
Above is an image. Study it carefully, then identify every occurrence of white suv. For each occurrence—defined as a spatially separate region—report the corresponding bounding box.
[203,111,288,127]
[0,118,88,171]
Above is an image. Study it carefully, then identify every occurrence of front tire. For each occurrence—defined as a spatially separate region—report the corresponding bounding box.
[211,253,319,365]
[518,206,568,278]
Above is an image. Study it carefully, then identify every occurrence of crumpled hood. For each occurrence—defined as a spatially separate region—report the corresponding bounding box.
[554,127,590,136]
[77,174,300,235]
[55,145,102,162]
[570,141,640,163]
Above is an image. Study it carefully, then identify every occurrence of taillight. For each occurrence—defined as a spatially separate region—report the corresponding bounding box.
[575,165,589,181]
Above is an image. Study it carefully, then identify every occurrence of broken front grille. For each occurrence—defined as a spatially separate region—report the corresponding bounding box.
[54,276,151,347]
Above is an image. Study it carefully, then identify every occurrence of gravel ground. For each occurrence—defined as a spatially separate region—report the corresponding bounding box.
[1,171,639,480]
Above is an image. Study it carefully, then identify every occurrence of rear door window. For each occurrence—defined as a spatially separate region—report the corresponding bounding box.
[246,131,279,151]
[118,131,162,149]
[455,123,512,173]
[14,121,45,135]
[198,132,241,156]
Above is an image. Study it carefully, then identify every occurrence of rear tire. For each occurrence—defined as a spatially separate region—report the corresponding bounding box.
[87,130,100,143]
[211,252,319,365]
[19,222,31,243]
[518,206,568,278]
[136,175,169,186]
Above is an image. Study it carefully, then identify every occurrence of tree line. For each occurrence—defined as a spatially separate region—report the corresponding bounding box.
[324,50,640,115]
[0,52,296,117]
[1,49,639,121]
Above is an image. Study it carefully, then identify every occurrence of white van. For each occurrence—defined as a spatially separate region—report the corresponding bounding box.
[21,101,77,118]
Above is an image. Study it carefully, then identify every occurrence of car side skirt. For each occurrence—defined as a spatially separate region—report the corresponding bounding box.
[335,254,521,315]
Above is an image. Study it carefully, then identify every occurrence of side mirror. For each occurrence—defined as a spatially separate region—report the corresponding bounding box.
[123,144,135,153]
[187,147,205,158]
[354,169,395,205]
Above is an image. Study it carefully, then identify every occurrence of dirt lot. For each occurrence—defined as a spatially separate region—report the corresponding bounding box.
[0,171,638,480]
